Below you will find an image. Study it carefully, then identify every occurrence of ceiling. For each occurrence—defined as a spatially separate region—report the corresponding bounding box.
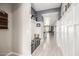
[31,3,61,11]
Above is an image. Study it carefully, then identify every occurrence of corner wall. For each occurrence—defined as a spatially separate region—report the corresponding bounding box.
[12,3,31,55]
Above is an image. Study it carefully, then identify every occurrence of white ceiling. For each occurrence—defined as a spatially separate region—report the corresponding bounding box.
[32,3,61,11]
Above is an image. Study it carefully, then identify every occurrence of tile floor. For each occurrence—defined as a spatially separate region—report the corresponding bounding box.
[32,33,63,56]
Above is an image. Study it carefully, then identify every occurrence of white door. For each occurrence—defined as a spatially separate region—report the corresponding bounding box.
[75,25,79,55]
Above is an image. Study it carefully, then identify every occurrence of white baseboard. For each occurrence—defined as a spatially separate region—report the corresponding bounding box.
[0,51,22,56]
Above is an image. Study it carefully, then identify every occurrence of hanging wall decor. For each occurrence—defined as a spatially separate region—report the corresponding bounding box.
[0,9,8,29]
[36,23,41,27]
[65,3,72,12]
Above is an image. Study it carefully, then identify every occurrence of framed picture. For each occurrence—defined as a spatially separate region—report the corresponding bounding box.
[0,9,8,29]
[36,23,41,27]
[65,3,71,12]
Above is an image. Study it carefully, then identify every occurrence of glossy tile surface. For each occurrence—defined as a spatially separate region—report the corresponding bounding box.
[32,33,63,56]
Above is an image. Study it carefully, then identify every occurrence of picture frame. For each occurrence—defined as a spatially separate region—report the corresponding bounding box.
[0,9,8,29]
[36,23,41,27]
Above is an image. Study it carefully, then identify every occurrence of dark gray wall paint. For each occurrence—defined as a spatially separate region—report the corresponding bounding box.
[31,7,37,15]
[31,7,61,22]
[37,7,60,15]
[31,7,43,22]
[58,7,61,20]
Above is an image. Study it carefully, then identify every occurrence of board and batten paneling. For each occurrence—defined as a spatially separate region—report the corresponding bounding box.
[56,4,79,56]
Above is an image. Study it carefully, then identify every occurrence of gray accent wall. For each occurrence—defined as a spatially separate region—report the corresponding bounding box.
[37,7,60,15]
[36,7,61,21]
[31,7,37,15]
[31,7,43,22]
[31,6,61,22]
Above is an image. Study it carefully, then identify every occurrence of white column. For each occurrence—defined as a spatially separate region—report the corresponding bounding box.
[21,3,31,56]
[12,3,31,56]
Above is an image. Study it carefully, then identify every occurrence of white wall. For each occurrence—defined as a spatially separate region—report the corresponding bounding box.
[12,4,23,54]
[31,19,36,40]
[0,4,12,53]
[12,3,31,55]
[55,4,79,56]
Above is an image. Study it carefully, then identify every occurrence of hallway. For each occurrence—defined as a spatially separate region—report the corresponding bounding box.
[31,3,79,56]
[0,3,79,56]
[32,33,63,56]
[31,3,61,56]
